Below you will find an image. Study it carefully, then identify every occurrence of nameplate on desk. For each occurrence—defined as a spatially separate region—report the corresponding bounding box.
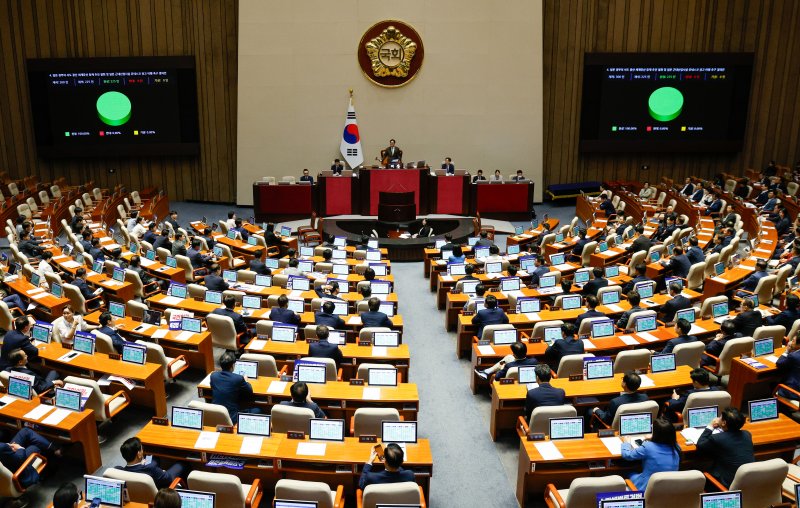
[216,425,234,433]
[287,431,305,440]
[529,338,542,344]
[359,434,377,443]
[306,338,320,343]
[280,374,292,382]
[477,340,490,346]
[463,311,474,316]
[62,343,73,350]
[499,378,515,385]
[349,379,365,386]
[568,374,583,381]
[152,417,169,426]
[527,432,545,441]
[597,429,616,438]
[108,353,121,361]
[450,288,461,294]
[358,340,371,347]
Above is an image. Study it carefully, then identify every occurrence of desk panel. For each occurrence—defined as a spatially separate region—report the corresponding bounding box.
[253,184,313,221]
[474,183,532,214]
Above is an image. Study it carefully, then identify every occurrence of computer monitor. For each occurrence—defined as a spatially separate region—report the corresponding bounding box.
[368,368,398,387]
[280,225,291,237]
[233,360,259,379]
[165,256,178,269]
[634,282,654,299]
[379,302,395,316]
[290,277,311,291]
[237,413,271,436]
[297,364,327,384]
[519,256,536,271]
[665,277,683,290]
[507,244,520,255]
[373,331,400,347]
[539,274,556,288]
[687,406,718,428]
[712,301,728,318]
[297,260,314,272]
[204,290,223,304]
[121,343,147,365]
[176,489,216,508]
[600,500,644,508]
[650,251,661,262]
[635,315,657,333]
[514,226,524,235]
[619,412,653,436]
[485,262,502,274]
[548,417,584,440]
[242,295,262,310]
[461,280,479,295]
[287,299,305,313]
[700,491,742,508]
[112,267,125,282]
[650,353,676,373]
[601,291,621,305]
[168,283,187,299]
[143,309,162,326]
[30,272,40,287]
[370,281,391,295]
[51,282,63,298]
[473,246,489,259]
[597,241,609,253]
[368,239,379,249]
[333,236,346,247]
[265,258,279,269]
[108,301,125,319]
[73,333,96,355]
[591,320,615,339]
[574,269,591,284]
[492,329,517,345]
[749,294,759,308]
[227,230,237,240]
[92,260,104,274]
[54,387,82,412]
[382,421,417,443]
[714,262,725,276]
[500,277,521,292]
[518,366,537,384]
[517,298,540,314]
[549,253,566,265]
[323,300,345,316]
[604,265,620,278]
[84,475,125,507]
[585,359,614,380]
[146,249,157,261]
[332,249,347,260]
[222,270,238,283]
[555,233,564,243]
[468,237,479,246]
[7,377,32,400]
[309,418,345,441]
[31,324,51,343]
[753,337,774,357]
[561,295,582,310]
[675,307,696,323]
[300,246,314,257]
[543,326,562,345]
[332,263,349,275]
[171,406,203,430]
[326,330,346,345]
[181,317,202,333]
[441,249,453,261]
[369,263,388,276]
[748,398,778,423]
[272,325,297,343]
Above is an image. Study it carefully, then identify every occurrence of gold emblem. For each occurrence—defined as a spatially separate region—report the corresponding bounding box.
[365,26,418,78]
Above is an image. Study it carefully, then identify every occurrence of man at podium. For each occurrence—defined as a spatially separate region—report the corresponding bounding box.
[441,157,455,175]
[381,139,403,168]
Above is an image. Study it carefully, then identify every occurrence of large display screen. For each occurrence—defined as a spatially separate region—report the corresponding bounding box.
[27,56,199,157]
[579,53,753,152]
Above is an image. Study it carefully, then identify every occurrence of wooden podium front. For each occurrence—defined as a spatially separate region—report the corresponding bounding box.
[378,191,416,222]
[358,167,429,216]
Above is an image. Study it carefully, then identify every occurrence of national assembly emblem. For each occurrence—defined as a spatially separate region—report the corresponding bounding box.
[358,20,424,88]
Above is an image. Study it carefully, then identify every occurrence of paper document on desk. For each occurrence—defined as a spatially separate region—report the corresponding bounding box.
[107,375,136,390]
[517,270,529,277]
[174,331,195,342]
[553,263,574,271]
[582,339,597,350]
[638,374,655,388]
[296,442,326,456]
[24,404,54,421]
[0,395,19,407]
[26,288,44,295]
[159,296,183,306]
[105,243,122,250]
[240,436,263,455]
[194,431,220,449]
[371,346,388,357]
[62,260,81,269]
[267,381,287,394]
[140,258,156,267]
[30,292,49,301]
[362,387,381,400]
[523,312,540,321]
[152,329,169,339]
[619,336,639,346]
[42,408,71,426]
[132,323,154,333]
[249,339,266,351]
[347,316,362,326]
[288,290,303,299]
[605,304,624,313]
[533,441,563,460]
[600,436,623,455]
[636,332,659,342]
[689,324,706,335]
[765,355,780,364]
[440,275,453,282]
[680,427,704,444]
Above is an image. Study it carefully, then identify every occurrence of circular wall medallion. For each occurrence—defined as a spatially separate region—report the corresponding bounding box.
[358,20,424,88]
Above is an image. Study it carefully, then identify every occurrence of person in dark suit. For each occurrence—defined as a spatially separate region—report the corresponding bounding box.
[314,301,346,330]
[201,227,216,251]
[210,351,258,423]
[186,238,211,271]
[511,169,526,182]
[581,267,608,297]
[704,196,722,215]
[416,218,433,237]
[475,340,537,381]
[360,297,393,328]
[767,294,800,333]
[471,295,509,338]
[308,325,343,367]
[622,263,651,294]
[691,186,705,203]
[279,381,326,418]
[52,482,80,508]
[204,263,229,292]
[439,234,457,256]
[0,317,39,370]
[679,178,695,196]
[686,236,705,265]
[441,157,455,175]
[529,256,550,286]
[98,311,126,354]
[79,230,93,253]
[575,296,605,331]
[655,216,677,242]
[775,207,791,236]
[731,297,762,337]
[5,349,62,394]
[269,294,301,326]
[299,168,314,184]
[471,169,487,183]
[570,229,589,260]
[592,372,648,428]
[315,281,344,301]
[165,211,181,233]
[661,246,691,279]
[249,251,271,275]
[359,443,415,490]
[231,219,249,242]
[544,322,585,366]
[381,139,402,165]
[701,320,740,367]
[88,237,105,263]
[117,437,188,489]
[777,338,800,400]
[616,291,643,330]
[524,364,566,419]
[142,222,158,245]
[128,256,157,289]
[665,368,717,417]
[626,225,652,254]
[696,407,755,488]
[659,282,691,324]
[152,230,172,253]
[71,267,101,309]
[0,428,57,488]
[211,295,250,345]
[599,195,616,217]
[331,159,344,175]
[720,204,737,229]
[475,230,493,248]
[661,319,698,354]
[739,259,769,293]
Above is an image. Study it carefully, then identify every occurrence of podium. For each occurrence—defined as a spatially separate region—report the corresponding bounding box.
[378,192,416,222]
[358,167,429,216]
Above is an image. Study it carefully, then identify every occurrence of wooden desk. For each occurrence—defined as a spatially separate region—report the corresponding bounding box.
[702,223,778,300]
[50,251,136,303]
[505,218,561,249]
[39,343,168,416]
[727,348,785,409]
[189,220,298,255]
[433,269,534,308]
[4,277,70,319]
[119,250,186,283]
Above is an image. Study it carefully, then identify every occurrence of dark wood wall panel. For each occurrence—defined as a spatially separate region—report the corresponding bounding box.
[544,0,800,187]
[0,0,237,202]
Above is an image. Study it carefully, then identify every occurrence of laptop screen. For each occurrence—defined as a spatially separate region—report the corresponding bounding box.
[448,263,466,276]
[31,324,51,343]
[461,280,479,295]
[650,353,676,373]
[55,387,82,412]
[748,398,778,422]
[604,265,620,278]
[543,326,562,345]
[591,320,615,338]
[112,267,125,282]
[108,301,125,318]
[619,412,653,436]
[598,241,609,253]
[539,274,556,288]
[714,262,725,276]
[468,237,479,246]
[242,295,262,309]
[51,282,63,298]
[368,239,379,249]
[205,290,223,304]
[73,333,95,355]
[309,418,345,441]
[327,330,346,345]
[373,331,400,347]
[492,329,517,345]
[574,270,590,284]
[635,315,657,332]
[519,256,535,271]
[368,368,398,387]
[369,263,388,276]
[601,291,620,305]
[382,421,418,443]
[30,272,40,287]
[549,253,566,265]
[280,226,291,237]
[169,283,187,299]
[634,282,654,298]
[507,244,520,255]
[297,364,327,384]
[712,301,728,318]
[517,298,540,314]
[265,258,279,269]
[753,337,774,357]
[297,260,314,273]
[379,302,395,316]
[287,299,305,313]
[176,489,216,508]
[237,413,271,436]
[121,343,147,365]
[181,317,202,333]
[143,309,162,325]
[165,256,178,269]
[473,246,489,259]
[585,359,614,380]
[700,491,742,508]
[332,249,347,260]
[485,262,502,274]
[233,360,259,379]
[333,236,346,247]
[549,417,584,440]
[7,377,32,400]
[171,406,203,430]
[300,246,314,257]
[518,366,537,384]
[687,406,718,428]
[272,325,297,342]
[561,295,582,310]
[85,476,125,507]
[675,307,695,323]
[370,281,391,295]
[500,277,521,292]
[332,263,349,275]
[92,261,104,274]
[665,277,683,290]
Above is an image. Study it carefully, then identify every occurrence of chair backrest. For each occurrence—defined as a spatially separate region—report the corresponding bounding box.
[613,349,651,373]
[580,241,597,267]
[237,269,256,283]
[562,475,627,507]
[556,353,594,378]
[302,357,337,381]
[239,353,279,377]
[270,404,315,433]
[205,314,238,350]
[672,341,705,368]
[686,262,706,290]
[361,482,422,508]
[187,283,207,300]
[274,479,334,508]
[480,323,515,342]
[187,471,245,507]
[103,468,158,503]
[156,247,170,264]
[135,340,171,378]
[700,295,728,319]
[188,400,233,427]
[682,390,731,422]
[752,325,786,350]
[718,337,755,376]
[610,400,659,430]
[359,326,391,341]
[752,274,777,306]
[774,264,792,294]
[577,317,609,336]
[529,405,577,435]
[91,331,116,355]
[126,300,148,320]
[643,470,705,508]
[596,284,622,301]
[704,252,720,277]
[352,407,400,437]
[540,233,555,247]
[532,320,564,340]
[623,309,656,331]
[175,255,196,281]
[63,376,107,422]
[728,458,788,508]
[0,302,14,332]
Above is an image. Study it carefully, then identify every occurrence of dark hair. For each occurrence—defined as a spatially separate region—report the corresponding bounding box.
[676,318,691,335]
[363,267,375,281]
[120,437,143,462]
[650,417,677,446]
[561,322,576,337]
[592,266,603,278]
[475,284,486,296]
[484,294,498,309]
[223,295,236,309]
[742,297,755,310]
[210,263,221,273]
[627,290,641,306]
[689,367,710,386]
[367,297,380,311]
[52,482,80,508]
[99,312,112,326]
[756,259,767,271]
[154,488,182,508]
[464,263,475,275]
[534,363,552,382]
[720,319,736,336]
[42,250,53,261]
[316,325,329,340]
[277,294,289,308]
[76,267,86,278]
[444,233,452,242]
[290,381,309,402]
[668,282,681,294]
[452,246,463,257]
[191,238,201,249]
[635,263,647,275]
[384,442,404,469]
[510,341,526,359]
[322,301,335,314]
[622,371,642,391]
[585,295,598,309]
[219,351,236,371]
[721,407,746,431]
[359,285,372,298]
[489,245,500,255]
[786,294,799,310]
[288,258,299,268]
[689,236,698,246]
[8,349,25,366]
[322,249,332,261]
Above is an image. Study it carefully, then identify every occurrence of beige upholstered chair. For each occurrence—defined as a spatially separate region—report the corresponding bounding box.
[358,482,425,508]
[188,400,233,427]
[351,407,400,437]
[544,475,627,508]
[270,405,314,434]
[274,478,344,508]
[187,470,262,508]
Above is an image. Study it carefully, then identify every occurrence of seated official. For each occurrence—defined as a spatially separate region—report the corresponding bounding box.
[622,263,650,294]
[331,159,344,175]
[775,207,791,236]
[475,340,537,381]
[279,381,326,418]
[696,407,755,488]
[98,311,126,354]
[152,230,172,253]
[225,212,237,230]
[315,301,346,329]
[201,227,216,251]
[776,338,800,400]
[466,284,487,309]
[570,229,589,261]
[482,245,503,264]
[655,216,677,242]
[511,169,526,182]
[1,316,39,370]
[621,417,680,490]
[704,196,722,215]
[130,216,147,239]
[461,263,479,282]
[439,234,457,256]
[599,194,616,217]
[661,318,698,354]
[490,169,504,182]
[441,157,455,175]
[545,323,585,367]
[529,255,549,286]
[638,182,655,200]
[143,222,158,245]
[186,238,211,270]
[731,297,762,337]
[475,230,494,248]
[447,246,466,264]
[269,294,301,325]
[701,320,740,367]
[315,281,344,301]
[300,168,314,184]
[686,236,705,264]
[171,232,188,257]
[592,372,648,428]
[117,437,188,489]
[0,428,59,488]
[36,251,56,287]
[660,246,691,279]
[581,267,608,297]
[360,297,393,328]
[416,218,433,238]
[616,290,643,331]
[128,255,158,289]
[211,351,258,423]
[739,259,769,294]
[359,443,415,490]
[626,225,652,254]
[231,218,249,241]
[524,364,566,419]
[471,294,509,338]
[55,305,94,346]
[283,258,304,277]
[71,267,102,310]
[204,263,229,291]
[165,210,181,233]
[308,325,344,367]
[5,349,62,394]
[52,482,80,508]
[575,296,605,331]
[471,169,487,183]
[665,367,717,418]
[211,295,251,344]
[679,177,695,196]
[659,282,691,324]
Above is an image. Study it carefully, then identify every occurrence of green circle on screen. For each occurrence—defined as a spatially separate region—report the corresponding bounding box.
[648,87,684,122]
[96,91,132,126]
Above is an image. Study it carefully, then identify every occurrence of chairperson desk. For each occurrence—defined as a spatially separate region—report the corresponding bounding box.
[85,312,214,374]
[252,181,314,222]
[197,376,420,422]
[515,413,800,506]
[318,172,358,216]
[0,396,101,473]
[136,422,433,500]
[428,172,469,215]
[38,342,167,416]
[358,167,429,216]
[4,277,70,319]
[727,346,786,409]
[244,338,410,382]
[491,366,694,441]
[471,181,534,217]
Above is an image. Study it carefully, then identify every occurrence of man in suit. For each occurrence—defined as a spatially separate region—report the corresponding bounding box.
[299,168,314,184]
[171,232,188,257]
[686,236,705,265]
[459,263,480,283]
[616,291,643,330]
[72,267,101,309]
[439,234,457,256]
[720,204,737,229]
[691,186,705,203]
[511,169,526,182]
[280,381,326,417]
[416,218,433,237]
[1,316,39,370]
[575,296,605,331]
[210,351,257,423]
[360,297,393,328]
[599,195,616,217]
[701,320,740,367]
[581,267,608,297]
[98,311,126,353]
[767,294,800,333]
[204,263,229,291]
[626,225,652,254]
[530,255,550,286]
[5,349,62,394]
[186,238,211,269]
[570,229,589,261]
[269,294,301,325]
[249,250,271,276]
[127,256,157,290]
[52,483,80,508]
[731,297,763,337]
[381,139,402,165]
[471,169,487,183]
[704,196,722,215]
[775,207,791,236]
[592,372,648,428]
[0,428,57,488]
[165,210,181,233]
[79,230,93,253]
[117,437,188,489]
[655,216,677,242]
[211,295,250,345]
[315,281,344,301]
[142,222,158,245]
[308,325,343,367]
[545,323,585,367]
[315,301,346,330]
[777,338,800,400]
[471,294,509,338]
[475,340,537,381]
[662,318,698,354]
[475,230,493,248]
[679,177,695,196]
[740,259,769,293]
[665,367,717,416]
[359,443,415,489]
[201,227,216,251]
[524,364,566,419]
[88,237,105,262]
[231,219,249,241]
[331,159,344,175]
[152,230,172,253]
[761,189,778,214]
[696,407,755,488]
[659,282,691,324]
[623,263,651,294]
[441,157,455,175]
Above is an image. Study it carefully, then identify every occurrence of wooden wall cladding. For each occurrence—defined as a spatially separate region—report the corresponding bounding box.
[0,0,238,202]
[543,0,800,186]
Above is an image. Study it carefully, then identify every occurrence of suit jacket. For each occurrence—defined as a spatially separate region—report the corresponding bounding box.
[119,460,175,489]
[204,274,230,292]
[171,242,187,257]
[314,311,345,330]
[705,199,722,214]
[657,224,677,242]
[471,307,509,338]
[571,237,589,258]
[383,146,401,160]
[89,247,105,262]
[575,310,606,331]
[530,265,550,286]
[210,370,253,423]
[581,278,608,297]
[731,310,762,337]
[80,239,93,252]
[211,308,248,335]
[763,198,777,212]
[691,189,705,202]
[0,441,41,488]
[661,334,698,354]
[660,295,691,323]
[0,331,38,370]
[668,386,718,414]
[696,428,754,487]
[300,175,314,184]
[767,308,800,333]
[4,366,54,394]
[165,218,181,232]
[627,235,652,254]
[777,350,800,391]
[596,392,648,425]
[99,326,126,353]
[623,275,651,295]
[702,335,736,367]
[475,238,494,248]
[308,339,343,367]
[441,163,455,174]
[740,270,768,293]
[616,305,643,330]
[664,254,691,278]
[279,400,326,418]
[599,199,616,217]
[142,231,158,245]
[250,259,271,275]
[331,164,344,175]
[686,246,705,265]
[73,277,95,300]
[495,357,538,381]
[524,382,566,419]
[187,248,209,269]
[152,236,172,252]
[776,217,791,236]
[360,311,393,328]
[680,182,695,195]
[269,307,301,326]
[359,464,415,490]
